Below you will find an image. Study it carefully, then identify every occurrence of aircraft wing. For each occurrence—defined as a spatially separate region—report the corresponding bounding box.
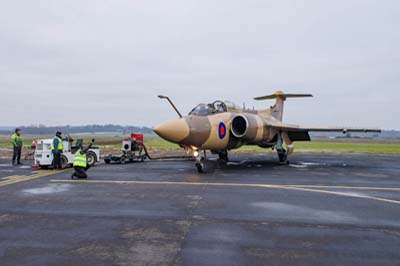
[268,122,381,142]
[271,123,381,133]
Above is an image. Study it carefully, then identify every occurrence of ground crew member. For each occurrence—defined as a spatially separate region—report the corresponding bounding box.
[71,139,95,179]
[11,128,23,166]
[51,131,64,170]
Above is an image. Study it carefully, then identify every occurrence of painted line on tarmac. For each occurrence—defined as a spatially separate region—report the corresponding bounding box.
[282,185,400,191]
[1,175,21,180]
[0,170,69,187]
[49,179,400,191]
[50,179,400,205]
[0,173,47,187]
[277,186,400,205]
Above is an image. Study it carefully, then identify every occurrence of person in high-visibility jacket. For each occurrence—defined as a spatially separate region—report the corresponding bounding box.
[11,128,23,166]
[71,139,95,179]
[51,131,64,170]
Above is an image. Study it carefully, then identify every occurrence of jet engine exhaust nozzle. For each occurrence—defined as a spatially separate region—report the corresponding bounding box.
[231,114,248,139]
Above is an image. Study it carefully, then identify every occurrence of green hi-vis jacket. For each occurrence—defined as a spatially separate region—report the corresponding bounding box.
[51,136,64,151]
[73,149,87,168]
[11,133,23,147]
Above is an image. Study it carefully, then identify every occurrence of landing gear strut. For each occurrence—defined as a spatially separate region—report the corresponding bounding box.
[276,132,289,164]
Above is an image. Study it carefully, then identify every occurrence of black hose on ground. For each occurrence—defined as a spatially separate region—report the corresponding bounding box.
[137,142,193,161]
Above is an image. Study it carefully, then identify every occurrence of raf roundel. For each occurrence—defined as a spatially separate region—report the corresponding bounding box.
[218,122,227,139]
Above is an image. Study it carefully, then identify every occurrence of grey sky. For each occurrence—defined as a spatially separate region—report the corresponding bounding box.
[0,0,399,129]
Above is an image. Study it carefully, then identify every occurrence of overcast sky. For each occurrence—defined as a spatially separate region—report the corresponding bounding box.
[0,0,399,129]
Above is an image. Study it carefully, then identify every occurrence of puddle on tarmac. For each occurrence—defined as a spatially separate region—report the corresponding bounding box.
[289,164,308,168]
[22,184,72,195]
[251,202,359,223]
[226,160,249,166]
[290,161,347,168]
[329,191,368,198]
[301,162,328,166]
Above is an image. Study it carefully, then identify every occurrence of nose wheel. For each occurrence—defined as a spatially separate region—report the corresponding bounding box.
[195,159,205,173]
[194,150,206,173]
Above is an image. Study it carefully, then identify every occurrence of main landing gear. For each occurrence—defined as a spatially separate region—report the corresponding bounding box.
[277,149,288,164]
[276,132,289,164]
[217,151,229,164]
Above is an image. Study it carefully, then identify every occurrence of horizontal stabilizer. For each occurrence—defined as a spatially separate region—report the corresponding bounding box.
[254,91,313,101]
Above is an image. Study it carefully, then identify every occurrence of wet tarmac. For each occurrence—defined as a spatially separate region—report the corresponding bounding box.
[0,153,400,265]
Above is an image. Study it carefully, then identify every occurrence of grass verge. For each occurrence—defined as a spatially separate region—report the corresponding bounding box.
[0,135,399,155]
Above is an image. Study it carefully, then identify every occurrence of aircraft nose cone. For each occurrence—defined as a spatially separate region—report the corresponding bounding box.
[153,118,190,143]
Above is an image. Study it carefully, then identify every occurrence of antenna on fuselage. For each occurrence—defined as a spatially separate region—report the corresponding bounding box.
[158,95,183,118]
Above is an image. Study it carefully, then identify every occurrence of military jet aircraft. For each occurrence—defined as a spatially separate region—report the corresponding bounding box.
[154,92,381,173]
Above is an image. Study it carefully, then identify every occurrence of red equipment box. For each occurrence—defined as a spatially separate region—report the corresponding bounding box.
[131,133,144,142]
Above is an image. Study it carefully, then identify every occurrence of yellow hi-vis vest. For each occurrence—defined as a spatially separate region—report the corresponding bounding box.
[51,136,64,151]
[11,133,23,147]
[73,149,87,168]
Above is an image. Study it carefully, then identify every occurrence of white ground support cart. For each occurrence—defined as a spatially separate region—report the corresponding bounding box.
[34,138,100,169]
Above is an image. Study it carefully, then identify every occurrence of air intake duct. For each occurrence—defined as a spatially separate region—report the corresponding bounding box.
[231,114,249,138]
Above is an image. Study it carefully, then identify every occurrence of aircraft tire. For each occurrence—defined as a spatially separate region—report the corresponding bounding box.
[120,156,127,164]
[277,149,287,164]
[60,155,69,169]
[196,162,204,173]
[87,152,97,167]
[218,151,229,164]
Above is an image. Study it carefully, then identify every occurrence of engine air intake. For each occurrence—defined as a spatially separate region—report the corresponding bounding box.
[231,115,248,138]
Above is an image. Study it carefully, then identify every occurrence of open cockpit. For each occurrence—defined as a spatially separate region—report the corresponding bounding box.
[188,101,242,116]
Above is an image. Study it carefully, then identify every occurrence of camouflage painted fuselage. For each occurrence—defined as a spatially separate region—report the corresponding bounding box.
[154,110,283,152]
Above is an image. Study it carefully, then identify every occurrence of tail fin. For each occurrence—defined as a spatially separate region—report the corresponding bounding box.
[254,91,313,121]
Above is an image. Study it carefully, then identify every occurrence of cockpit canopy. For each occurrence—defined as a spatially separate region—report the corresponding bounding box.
[188,101,241,116]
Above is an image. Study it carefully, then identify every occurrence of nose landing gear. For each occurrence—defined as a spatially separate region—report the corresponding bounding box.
[195,158,205,173]
[194,150,206,173]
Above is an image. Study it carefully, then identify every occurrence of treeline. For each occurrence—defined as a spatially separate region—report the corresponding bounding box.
[0,124,154,135]
[311,130,400,139]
